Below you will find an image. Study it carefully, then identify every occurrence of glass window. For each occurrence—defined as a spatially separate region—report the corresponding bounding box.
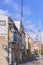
[13,33,18,43]
[0,20,6,26]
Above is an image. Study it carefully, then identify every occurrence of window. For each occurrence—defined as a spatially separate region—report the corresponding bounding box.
[13,33,18,43]
[0,20,6,26]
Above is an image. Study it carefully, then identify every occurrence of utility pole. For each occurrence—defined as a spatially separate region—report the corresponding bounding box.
[20,0,23,22]
[38,21,42,64]
[35,21,42,64]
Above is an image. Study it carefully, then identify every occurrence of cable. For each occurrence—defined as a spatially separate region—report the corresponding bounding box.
[20,0,37,34]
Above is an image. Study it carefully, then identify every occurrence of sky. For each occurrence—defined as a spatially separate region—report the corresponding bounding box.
[0,0,43,43]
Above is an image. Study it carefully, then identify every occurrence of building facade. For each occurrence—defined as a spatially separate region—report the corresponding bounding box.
[25,32,31,57]
[0,14,21,65]
[29,36,34,53]
[8,19,19,65]
[14,21,25,61]
[0,14,9,65]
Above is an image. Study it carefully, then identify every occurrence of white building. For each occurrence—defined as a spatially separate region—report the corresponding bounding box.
[0,14,19,65]
[0,14,9,65]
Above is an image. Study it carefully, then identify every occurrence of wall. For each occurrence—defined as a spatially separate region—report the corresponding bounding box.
[0,15,8,65]
[25,32,29,49]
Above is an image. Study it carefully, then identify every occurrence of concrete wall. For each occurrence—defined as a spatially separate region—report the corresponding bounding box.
[0,15,8,65]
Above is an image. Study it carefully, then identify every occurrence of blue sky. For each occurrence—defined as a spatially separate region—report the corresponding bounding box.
[0,0,43,43]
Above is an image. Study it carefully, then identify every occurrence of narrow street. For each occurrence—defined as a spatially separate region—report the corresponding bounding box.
[19,54,43,65]
[0,0,43,65]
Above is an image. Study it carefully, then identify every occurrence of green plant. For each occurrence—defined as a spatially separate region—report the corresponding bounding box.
[41,49,43,55]
[22,50,25,56]
[34,49,38,54]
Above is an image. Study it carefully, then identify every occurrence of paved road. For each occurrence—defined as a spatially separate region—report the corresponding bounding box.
[19,54,43,65]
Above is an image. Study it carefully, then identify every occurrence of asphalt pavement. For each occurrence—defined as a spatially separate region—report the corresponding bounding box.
[19,54,43,65]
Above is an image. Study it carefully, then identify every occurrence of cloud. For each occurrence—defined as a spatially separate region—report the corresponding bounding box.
[25,21,43,43]
[23,20,40,41]
[31,31,43,43]
[12,12,21,20]
[23,9,31,15]
[4,0,20,19]
[4,0,11,4]
[13,3,20,11]
[28,32,36,40]
[0,9,11,16]
[4,0,31,19]
[3,0,32,22]
[23,20,38,33]
[23,6,31,15]
[4,0,20,11]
